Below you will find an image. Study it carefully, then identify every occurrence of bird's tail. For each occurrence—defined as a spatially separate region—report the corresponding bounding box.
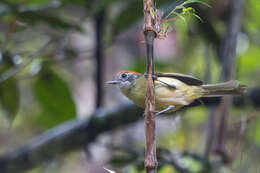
[201,80,247,97]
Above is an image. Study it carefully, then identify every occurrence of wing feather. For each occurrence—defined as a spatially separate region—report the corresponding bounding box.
[156,73,203,86]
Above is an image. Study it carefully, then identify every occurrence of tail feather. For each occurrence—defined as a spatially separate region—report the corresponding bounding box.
[202,80,246,97]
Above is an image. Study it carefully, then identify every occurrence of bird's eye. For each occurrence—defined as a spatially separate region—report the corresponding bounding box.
[121,73,127,78]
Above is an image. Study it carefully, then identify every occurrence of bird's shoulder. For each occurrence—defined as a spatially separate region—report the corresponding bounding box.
[156,72,203,86]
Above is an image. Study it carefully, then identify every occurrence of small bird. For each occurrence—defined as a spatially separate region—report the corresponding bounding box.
[107,71,246,113]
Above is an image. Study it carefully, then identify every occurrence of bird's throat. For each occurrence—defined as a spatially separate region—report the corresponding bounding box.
[120,76,147,107]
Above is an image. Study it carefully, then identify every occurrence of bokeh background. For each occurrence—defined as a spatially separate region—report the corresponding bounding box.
[0,0,260,172]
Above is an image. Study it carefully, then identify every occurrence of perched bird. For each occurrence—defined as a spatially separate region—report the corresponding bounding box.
[107,71,246,113]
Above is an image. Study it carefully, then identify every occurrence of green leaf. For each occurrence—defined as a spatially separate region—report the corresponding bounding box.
[113,0,143,35]
[0,51,20,122]
[61,0,86,5]
[34,65,76,128]
[239,45,260,74]
[24,0,51,5]
[150,7,156,19]
[178,156,203,172]
[3,0,50,4]
[181,0,211,8]
[165,0,210,20]
[0,3,10,18]
[248,118,260,146]
[95,0,122,12]
[0,78,19,122]
[16,11,82,31]
[109,155,136,167]
[158,165,175,173]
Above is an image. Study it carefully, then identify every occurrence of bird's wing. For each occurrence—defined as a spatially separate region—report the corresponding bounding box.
[103,167,116,173]
[156,73,203,86]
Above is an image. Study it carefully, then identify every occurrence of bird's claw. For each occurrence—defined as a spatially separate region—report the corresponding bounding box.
[143,106,175,116]
[155,105,175,116]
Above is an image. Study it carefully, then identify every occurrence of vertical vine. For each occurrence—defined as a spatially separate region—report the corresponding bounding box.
[143,0,159,172]
[95,10,106,109]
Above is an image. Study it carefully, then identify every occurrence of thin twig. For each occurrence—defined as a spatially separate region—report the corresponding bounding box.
[0,39,54,83]
[167,155,190,173]
[144,31,157,173]
[231,114,258,129]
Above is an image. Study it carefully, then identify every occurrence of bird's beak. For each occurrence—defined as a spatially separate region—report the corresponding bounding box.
[106,80,120,85]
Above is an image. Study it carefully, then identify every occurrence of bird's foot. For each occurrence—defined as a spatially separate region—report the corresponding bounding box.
[155,105,175,116]
[142,107,174,116]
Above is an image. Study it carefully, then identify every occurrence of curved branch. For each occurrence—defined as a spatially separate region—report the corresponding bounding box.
[0,87,259,173]
[0,104,143,173]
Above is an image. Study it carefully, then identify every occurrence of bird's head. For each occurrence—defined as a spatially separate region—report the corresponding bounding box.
[107,71,142,90]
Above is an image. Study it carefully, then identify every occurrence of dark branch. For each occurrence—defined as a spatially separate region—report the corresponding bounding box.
[215,0,245,164]
[167,156,190,173]
[0,87,259,173]
[94,10,106,108]
[0,104,143,173]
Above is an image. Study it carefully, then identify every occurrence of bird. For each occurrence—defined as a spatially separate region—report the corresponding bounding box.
[107,70,246,114]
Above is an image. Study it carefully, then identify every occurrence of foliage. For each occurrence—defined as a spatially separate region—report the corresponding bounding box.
[158,0,210,38]
[33,63,76,128]
[0,51,19,121]
[0,0,259,172]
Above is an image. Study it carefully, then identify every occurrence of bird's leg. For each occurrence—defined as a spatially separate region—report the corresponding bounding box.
[144,74,176,89]
[143,105,175,116]
[155,105,175,116]
[197,99,204,105]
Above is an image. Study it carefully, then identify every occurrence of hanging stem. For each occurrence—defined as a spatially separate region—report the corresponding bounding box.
[144,30,157,173]
[143,0,159,172]
[94,10,106,109]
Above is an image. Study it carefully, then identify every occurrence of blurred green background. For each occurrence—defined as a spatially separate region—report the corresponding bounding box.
[0,0,259,172]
